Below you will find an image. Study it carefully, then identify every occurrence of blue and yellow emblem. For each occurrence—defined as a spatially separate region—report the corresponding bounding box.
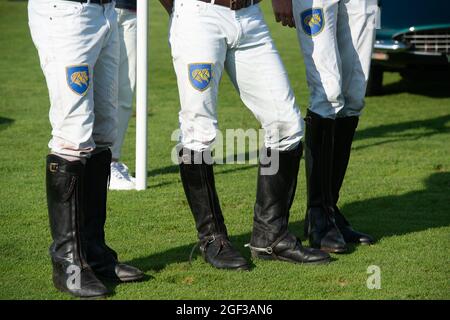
[188,63,213,91]
[301,8,324,37]
[66,64,90,96]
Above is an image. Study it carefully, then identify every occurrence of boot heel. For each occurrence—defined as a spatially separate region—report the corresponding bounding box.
[52,265,68,294]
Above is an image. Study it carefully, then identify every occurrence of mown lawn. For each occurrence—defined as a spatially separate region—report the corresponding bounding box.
[0,1,449,299]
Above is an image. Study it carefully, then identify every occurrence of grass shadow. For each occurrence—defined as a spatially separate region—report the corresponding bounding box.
[126,230,266,273]
[145,150,258,178]
[146,165,179,177]
[100,275,154,297]
[339,171,450,241]
[0,117,14,132]
[127,219,345,273]
[127,171,449,273]
[143,163,257,188]
[353,114,450,150]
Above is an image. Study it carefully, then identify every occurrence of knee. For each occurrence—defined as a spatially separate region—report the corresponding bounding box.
[338,103,364,118]
[179,110,217,151]
[118,87,134,110]
[264,115,303,152]
[93,126,117,150]
[339,95,365,118]
[310,83,344,118]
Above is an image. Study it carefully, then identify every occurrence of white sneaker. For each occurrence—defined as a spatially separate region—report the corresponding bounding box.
[109,162,135,190]
[117,162,136,182]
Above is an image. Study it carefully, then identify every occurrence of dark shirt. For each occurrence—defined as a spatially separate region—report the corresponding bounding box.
[115,0,136,10]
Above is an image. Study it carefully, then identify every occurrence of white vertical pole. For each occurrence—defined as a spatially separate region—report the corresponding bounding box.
[135,0,148,190]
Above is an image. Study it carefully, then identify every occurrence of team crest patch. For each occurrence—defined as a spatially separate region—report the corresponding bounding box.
[301,8,324,37]
[66,65,90,96]
[188,63,213,91]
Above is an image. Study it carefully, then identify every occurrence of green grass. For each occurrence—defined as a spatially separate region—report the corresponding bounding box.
[0,1,449,300]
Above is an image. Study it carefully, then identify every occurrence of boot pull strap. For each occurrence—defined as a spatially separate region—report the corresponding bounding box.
[245,230,289,255]
[189,234,226,265]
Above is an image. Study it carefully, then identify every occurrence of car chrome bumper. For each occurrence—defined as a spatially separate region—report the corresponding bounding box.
[374,40,409,52]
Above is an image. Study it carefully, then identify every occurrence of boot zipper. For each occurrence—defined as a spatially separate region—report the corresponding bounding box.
[73,176,86,269]
[202,165,223,234]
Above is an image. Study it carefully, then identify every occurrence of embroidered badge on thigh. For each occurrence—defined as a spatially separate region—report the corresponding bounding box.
[301,8,324,37]
[66,64,90,96]
[188,63,213,91]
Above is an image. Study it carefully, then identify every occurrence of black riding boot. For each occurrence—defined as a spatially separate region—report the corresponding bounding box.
[46,154,108,298]
[83,149,144,282]
[304,110,347,253]
[333,116,374,245]
[248,144,330,264]
[179,148,249,270]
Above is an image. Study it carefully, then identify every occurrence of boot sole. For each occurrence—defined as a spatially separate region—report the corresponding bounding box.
[346,240,374,246]
[204,260,250,271]
[252,252,331,265]
[309,242,348,254]
[234,266,251,271]
[97,273,145,283]
[79,294,108,300]
[344,241,373,246]
[203,255,250,271]
[115,274,145,282]
[320,246,348,254]
[213,264,250,271]
[54,284,108,299]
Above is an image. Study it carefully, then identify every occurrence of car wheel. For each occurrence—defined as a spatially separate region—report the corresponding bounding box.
[366,65,383,96]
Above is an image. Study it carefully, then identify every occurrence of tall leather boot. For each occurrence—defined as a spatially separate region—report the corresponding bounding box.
[332,116,374,245]
[83,149,144,282]
[247,144,330,264]
[304,110,347,253]
[46,154,109,298]
[179,148,249,270]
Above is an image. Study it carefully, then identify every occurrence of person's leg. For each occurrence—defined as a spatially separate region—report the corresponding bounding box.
[110,8,137,190]
[28,0,109,297]
[338,0,377,118]
[293,0,344,119]
[84,2,144,282]
[331,0,378,244]
[225,4,329,264]
[293,0,347,253]
[170,0,248,270]
[111,9,136,162]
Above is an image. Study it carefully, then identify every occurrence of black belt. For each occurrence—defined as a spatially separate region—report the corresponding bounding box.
[116,5,136,10]
[115,0,136,10]
[198,0,261,10]
[65,0,112,4]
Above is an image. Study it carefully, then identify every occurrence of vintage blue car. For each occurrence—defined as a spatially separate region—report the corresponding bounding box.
[367,0,450,95]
